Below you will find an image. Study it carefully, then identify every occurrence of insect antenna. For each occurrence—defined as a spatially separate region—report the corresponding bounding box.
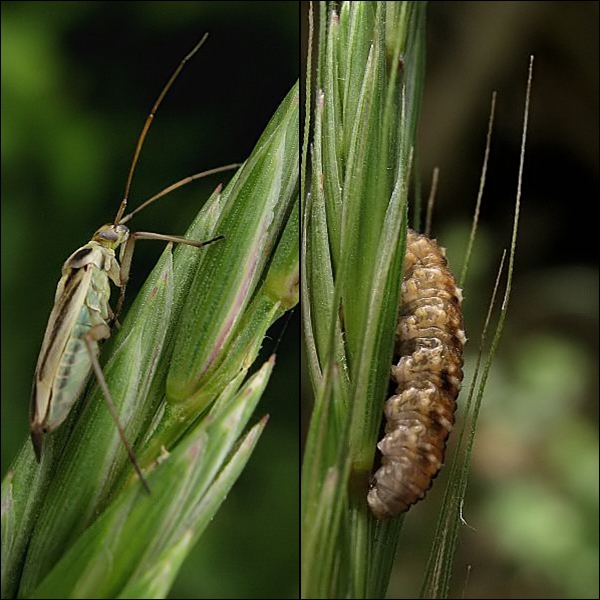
[118,162,241,225]
[113,33,209,225]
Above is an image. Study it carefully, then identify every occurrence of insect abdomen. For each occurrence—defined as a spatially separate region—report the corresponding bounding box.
[367,229,465,519]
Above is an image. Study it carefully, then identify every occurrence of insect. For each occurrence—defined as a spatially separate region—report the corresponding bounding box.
[367,228,466,519]
[29,35,235,491]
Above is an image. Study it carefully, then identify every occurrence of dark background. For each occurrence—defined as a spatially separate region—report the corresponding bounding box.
[299,2,598,599]
[1,2,299,598]
[411,4,598,599]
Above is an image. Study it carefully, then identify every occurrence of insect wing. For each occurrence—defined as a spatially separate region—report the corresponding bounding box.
[30,244,114,455]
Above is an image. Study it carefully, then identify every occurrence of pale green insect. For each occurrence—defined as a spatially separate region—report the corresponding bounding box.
[29,35,234,491]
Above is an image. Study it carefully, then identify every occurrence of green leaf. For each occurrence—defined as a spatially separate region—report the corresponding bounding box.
[166,82,299,408]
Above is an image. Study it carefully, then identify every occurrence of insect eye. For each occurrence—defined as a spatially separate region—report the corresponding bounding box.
[98,228,120,242]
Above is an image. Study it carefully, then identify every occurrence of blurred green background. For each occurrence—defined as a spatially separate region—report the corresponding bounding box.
[299,2,598,599]
[1,2,299,598]
[410,3,598,599]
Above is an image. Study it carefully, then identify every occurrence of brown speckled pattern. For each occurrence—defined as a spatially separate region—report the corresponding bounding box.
[368,229,466,519]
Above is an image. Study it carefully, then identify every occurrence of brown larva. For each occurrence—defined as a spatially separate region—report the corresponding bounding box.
[367,229,466,519]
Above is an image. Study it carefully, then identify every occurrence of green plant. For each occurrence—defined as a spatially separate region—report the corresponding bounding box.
[301,3,426,597]
[2,78,299,600]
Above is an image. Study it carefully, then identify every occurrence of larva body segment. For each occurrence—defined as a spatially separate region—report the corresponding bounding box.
[367,229,465,519]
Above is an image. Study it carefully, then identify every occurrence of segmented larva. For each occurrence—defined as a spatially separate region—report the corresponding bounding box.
[367,229,466,519]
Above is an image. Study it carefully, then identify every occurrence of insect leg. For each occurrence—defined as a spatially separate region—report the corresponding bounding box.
[114,232,224,318]
[83,323,150,494]
[30,421,43,463]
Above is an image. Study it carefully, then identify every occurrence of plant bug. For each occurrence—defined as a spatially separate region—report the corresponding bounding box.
[29,35,237,492]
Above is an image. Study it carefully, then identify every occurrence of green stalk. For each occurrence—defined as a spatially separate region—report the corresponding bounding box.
[301,3,426,598]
